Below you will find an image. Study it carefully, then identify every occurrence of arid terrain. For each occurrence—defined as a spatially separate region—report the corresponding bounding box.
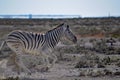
[0,17,120,80]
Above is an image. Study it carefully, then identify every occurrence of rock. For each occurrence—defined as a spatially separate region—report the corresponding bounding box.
[96,64,105,68]
[75,61,91,68]
[103,69,112,76]
[113,71,120,76]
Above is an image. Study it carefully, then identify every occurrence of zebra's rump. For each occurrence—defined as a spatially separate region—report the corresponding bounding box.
[6,30,45,52]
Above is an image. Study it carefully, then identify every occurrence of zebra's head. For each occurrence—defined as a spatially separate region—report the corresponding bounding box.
[63,24,77,44]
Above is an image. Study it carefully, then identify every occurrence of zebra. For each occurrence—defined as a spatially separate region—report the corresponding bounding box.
[0,23,77,74]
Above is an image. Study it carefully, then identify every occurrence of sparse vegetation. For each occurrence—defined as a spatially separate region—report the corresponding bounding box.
[0,77,19,80]
[0,18,120,79]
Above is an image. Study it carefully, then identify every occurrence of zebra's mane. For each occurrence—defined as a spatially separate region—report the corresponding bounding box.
[46,23,64,34]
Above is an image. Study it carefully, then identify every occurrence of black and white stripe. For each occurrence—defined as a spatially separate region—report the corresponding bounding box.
[0,23,77,74]
[6,24,64,55]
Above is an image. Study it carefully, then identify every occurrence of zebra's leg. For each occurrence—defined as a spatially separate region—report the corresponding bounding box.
[40,52,52,71]
[7,43,31,74]
[15,53,31,75]
[9,53,20,72]
[51,53,57,67]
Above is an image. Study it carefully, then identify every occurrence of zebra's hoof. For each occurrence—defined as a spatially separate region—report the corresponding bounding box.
[26,70,32,75]
[17,72,20,75]
[27,72,31,75]
[40,66,49,72]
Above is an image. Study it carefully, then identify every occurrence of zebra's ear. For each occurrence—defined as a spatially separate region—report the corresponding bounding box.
[67,25,69,28]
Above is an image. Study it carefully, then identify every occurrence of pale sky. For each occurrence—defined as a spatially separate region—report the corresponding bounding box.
[0,0,120,17]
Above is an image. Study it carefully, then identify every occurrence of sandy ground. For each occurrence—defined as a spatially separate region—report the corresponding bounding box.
[0,53,120,80]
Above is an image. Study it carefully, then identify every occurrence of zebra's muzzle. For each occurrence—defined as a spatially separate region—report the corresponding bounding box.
[73,36,77,44]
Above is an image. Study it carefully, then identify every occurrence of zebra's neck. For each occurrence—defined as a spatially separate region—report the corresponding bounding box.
[45,26,64,48]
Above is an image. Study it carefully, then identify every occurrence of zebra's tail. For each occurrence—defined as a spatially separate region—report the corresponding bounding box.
[0,33,9,52]
[0,41,6,51]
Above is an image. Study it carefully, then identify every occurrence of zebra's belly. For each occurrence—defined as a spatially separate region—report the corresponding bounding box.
[24,49,40,55]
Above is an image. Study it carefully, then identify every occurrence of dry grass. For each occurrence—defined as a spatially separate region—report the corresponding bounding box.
[0,18,120,80]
